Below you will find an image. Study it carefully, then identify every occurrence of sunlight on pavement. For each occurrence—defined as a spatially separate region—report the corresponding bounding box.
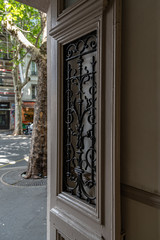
[0,159,9,163]
[20,142,28,145]
[24,156,29,161]
[0,152,19,156]
[9,161,16,165]
[0,159,26,168]
[0,135,30,168]
[2,136,30,141]
[10,143,16,146]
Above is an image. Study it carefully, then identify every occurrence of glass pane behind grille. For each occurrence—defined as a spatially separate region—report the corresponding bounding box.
[63,0,79,10]
[63,31,97,205]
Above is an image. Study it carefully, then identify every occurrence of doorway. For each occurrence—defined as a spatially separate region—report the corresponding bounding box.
[0,102,10,129]
[0,111,9,129]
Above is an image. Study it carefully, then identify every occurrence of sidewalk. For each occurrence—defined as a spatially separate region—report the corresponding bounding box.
[0,133,47,240]
[0,130,14,136]
[0,132,30,169]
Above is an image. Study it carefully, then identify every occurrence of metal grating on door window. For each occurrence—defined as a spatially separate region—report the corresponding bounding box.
[63,31,97,205]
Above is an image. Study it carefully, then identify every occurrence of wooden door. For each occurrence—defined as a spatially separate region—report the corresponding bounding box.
[47,0,121,239]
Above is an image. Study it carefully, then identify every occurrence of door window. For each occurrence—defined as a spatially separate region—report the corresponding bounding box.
[63,31,97,206]
[63,0,79,10]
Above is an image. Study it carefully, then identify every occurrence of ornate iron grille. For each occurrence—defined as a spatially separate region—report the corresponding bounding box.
[63,31,97,205]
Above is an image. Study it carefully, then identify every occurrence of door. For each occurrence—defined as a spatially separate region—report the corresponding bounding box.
[0,102,10,129]
[0,111,9,129]
[47,0,121,239]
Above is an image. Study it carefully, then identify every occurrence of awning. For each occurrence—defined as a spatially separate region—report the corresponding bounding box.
[22,102,35,109]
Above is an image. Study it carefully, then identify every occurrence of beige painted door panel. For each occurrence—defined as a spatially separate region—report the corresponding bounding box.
[47,0,121,239]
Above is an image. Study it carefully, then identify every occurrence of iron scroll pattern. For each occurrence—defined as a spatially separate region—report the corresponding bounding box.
[63,31,97,205]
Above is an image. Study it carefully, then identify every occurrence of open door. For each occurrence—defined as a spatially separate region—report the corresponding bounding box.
[47,0,121,239]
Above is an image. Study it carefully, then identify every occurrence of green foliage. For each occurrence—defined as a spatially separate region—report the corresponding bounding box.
[0,0,42,47]
[0,0,44,69]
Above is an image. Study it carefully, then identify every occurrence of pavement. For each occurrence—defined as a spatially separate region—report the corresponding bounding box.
[0,131,47,240]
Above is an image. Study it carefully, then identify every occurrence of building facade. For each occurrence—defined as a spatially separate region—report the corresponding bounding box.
[0,35,38,131]
[21,56,38,127]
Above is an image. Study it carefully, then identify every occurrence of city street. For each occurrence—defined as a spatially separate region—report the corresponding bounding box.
[0,132,47,240]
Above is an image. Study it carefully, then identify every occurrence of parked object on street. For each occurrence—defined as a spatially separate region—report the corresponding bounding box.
[28,123,33,135]
[23,123,33,135]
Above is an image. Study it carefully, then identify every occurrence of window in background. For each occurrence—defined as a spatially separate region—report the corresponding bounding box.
[31,61,37,76]
[32,84,37,99]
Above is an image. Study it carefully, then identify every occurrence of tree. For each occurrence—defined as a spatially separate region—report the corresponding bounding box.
[12,40,32,135]
[0,0,47,178]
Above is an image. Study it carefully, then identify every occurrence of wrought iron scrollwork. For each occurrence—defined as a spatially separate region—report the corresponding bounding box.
[63,31,97,205]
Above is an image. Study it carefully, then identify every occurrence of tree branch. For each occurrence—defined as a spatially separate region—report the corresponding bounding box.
[35,28,43,47]
[20,58,32,90]
[18,49,29,62]
[34,11,46,48]
[16,26,37,39]
[21,76,30,90]
[39,11,47,45]
[2,20,44,60]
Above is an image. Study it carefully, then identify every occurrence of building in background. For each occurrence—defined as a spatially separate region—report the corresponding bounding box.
[0,33,38,131]
[21,55,38,129]
[0,32,15,130]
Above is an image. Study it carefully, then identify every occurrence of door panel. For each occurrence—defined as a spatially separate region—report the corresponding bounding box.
[48,0,121,239]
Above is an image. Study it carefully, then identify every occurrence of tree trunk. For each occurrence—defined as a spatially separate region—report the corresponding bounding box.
[12,66,23,135]
[14,86,23,135]
[25,57,47,178]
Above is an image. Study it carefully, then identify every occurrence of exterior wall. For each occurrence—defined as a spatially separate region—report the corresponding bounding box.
[121,0,160,239]
[22,55,38,102]
[22,80,37,101]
